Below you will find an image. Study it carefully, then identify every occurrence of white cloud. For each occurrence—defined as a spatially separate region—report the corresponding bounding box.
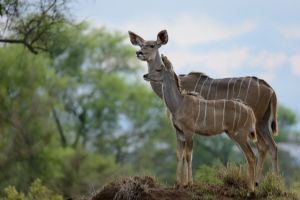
[249,51,287,70]
[121,14,256,46]
[167,47,250,76]
[279,26,300,40]
[290,55,300,76]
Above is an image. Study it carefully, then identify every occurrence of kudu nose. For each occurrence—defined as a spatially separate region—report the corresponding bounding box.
[136,51,142,56]
[143,74,148,79]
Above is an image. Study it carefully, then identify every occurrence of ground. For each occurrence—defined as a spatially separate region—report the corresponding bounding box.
[90,175,298,200]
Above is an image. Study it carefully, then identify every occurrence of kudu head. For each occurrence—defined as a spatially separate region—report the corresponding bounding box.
[128,30,168,69]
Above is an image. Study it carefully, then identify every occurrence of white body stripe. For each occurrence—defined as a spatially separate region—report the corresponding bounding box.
[255,78,260,109]
[203,101,207,125]
[232,79,237,98]
[195,99,201,131]
[237,78,245,98]
[227,78,232,99]
[214,79,219,99]
[207,79,214,99]
[237,103,242,126]
[233,101,237,130]
[222,100,226,129]
[199,77,208,96]
[243,108,249,127]
[213,100,216,129]
[193,74,202,92]
[244,77,252,101]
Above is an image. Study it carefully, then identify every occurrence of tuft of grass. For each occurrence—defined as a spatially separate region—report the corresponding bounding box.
[217,163,248,189]
[257,172,285,197]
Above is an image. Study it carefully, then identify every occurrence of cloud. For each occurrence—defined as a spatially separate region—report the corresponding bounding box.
[279,26,300,40]
[249,51,287,70]
[121,14,256,46]
[167,47,250,76]
[290,55,300,76]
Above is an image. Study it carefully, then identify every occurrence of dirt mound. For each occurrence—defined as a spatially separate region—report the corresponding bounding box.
[91,175,298,200]
[91,176,190,200]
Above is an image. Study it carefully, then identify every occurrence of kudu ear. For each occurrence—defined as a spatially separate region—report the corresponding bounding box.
[128,31,144,46]
[161,54,172,70]
[157,30,168,45]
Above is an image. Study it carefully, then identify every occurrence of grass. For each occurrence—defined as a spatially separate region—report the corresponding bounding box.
[91,163,300,200]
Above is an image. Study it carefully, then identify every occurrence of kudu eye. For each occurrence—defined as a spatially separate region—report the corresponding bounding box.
[156,68,162,72]
[150,44,155,48]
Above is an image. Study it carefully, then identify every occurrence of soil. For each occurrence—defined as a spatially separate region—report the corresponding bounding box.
[90,176,297,200]
[91,176,190,200]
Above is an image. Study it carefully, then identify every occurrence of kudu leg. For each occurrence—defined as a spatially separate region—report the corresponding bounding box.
[255,130,268,186]
[228,133,256,192]
[258,121,279,174]
[240,142,256,192]
[175,132,185,186]
[184,136,193,186]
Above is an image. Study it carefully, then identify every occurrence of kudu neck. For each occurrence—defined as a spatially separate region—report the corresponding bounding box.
[162,72,184,115]
[147,51,164,98]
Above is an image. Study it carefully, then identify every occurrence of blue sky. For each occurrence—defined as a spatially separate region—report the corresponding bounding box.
[72,0,300,115]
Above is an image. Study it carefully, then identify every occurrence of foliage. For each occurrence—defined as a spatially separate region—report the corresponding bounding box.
[1,179,63,200]
[0,0,70,54]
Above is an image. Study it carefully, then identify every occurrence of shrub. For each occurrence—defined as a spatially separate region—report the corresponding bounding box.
[1,179,63,200]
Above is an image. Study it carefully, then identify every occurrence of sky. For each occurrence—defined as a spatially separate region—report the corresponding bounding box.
[71,0,300,116]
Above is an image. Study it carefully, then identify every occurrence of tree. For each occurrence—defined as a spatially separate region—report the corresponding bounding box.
[0,0,70,54]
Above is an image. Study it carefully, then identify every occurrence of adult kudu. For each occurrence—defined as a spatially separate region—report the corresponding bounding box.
[128,30,279,186]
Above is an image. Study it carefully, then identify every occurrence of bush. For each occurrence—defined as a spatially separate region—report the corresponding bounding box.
[1,179,63,200]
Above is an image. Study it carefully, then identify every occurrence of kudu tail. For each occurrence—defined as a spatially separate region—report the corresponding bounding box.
[270,92,278,136]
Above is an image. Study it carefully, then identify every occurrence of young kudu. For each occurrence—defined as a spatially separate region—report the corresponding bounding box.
[128,30,278,185]
[146,55,258,191]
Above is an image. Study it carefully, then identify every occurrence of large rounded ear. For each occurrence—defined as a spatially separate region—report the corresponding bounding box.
[157,30,168,45]
[161,54,172,70]
[128,31,144,46]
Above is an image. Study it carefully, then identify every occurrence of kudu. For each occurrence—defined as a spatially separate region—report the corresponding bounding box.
[128,30,278,185]
[146,55,258,191]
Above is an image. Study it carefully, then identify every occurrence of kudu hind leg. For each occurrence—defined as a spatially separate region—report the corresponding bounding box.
[258,121,279,174]
[228,133,256,191]
[255,130,268,186]
[240,142,256,192]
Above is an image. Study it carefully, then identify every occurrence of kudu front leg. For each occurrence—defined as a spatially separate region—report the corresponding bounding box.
[183,135,193,186]
[175,132,185,187]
